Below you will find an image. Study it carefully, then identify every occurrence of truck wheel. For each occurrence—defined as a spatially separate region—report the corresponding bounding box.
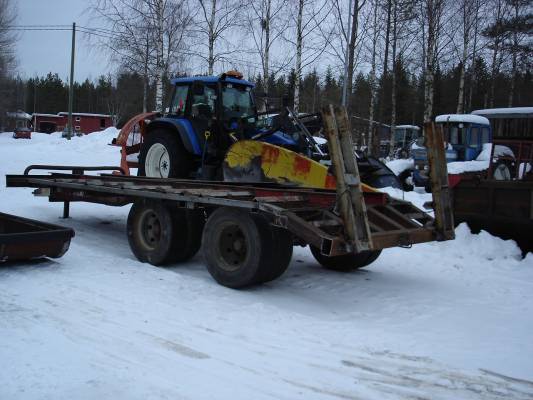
[256,227,293,283]
[202,208,276,288]
[138,129,192,178]
[310,246,382,272]
[171,208,205,262]
[128,201,203,265]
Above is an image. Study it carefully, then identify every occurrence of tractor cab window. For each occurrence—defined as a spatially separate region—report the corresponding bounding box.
[171,85,189,116]
[448,124,466,145]
[481,127,490,144]
[470,127,480,147]
[221,84,255,122]
[191,85,216,120]
[394,129,406,143]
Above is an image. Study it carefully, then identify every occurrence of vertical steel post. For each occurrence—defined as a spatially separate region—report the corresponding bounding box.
[67,22,76,140]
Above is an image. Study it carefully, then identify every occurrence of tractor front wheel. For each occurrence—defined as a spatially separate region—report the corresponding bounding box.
[138,129,192,178]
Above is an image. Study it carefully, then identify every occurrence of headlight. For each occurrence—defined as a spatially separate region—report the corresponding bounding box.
[423,165,429,171]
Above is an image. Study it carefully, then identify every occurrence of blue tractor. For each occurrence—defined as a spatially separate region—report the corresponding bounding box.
[137,71,324,179]
[133,71,400,189]
[410,114,492,189]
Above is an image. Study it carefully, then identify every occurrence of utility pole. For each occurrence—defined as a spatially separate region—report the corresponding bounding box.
[341,0,353,107]
[67,22,76,140]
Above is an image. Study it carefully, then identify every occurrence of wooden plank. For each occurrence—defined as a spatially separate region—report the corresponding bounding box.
[321,105,372,252]
[425,122,455,240]
[321,105,359,249]
[334,106,373,250]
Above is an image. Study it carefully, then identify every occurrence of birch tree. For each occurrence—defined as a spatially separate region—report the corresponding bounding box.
[289,0,331,113]
[0,0,17,79]
[453,0,480,113]
[195,0,243,74]
[389,0,416,155]
[90,0,191,112]
[419,0,447,123]
[246,0,290,93]
[367,0,381,152]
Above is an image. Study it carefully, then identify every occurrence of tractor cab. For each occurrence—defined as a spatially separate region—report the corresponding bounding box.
[393,125,420,158]
[165,72,302,157]
[411,114,491,188]
[435,114,491,162]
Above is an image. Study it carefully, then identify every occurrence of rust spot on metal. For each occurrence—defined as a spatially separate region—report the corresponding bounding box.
[293,156,311,176]
[261,145,280,164]
[325,174,336,189]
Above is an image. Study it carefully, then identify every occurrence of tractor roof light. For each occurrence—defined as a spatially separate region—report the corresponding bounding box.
[224,70,243,79]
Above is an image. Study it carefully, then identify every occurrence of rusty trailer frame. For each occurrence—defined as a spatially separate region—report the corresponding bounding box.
[7,168,443,257]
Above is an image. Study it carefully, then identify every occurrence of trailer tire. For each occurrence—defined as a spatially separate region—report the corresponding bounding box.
[138,129,192,178]
[257,227,293,283]
[171,209,205,262]
[310,246,381,272]
[127,200,178,265]
[202,208,276,288]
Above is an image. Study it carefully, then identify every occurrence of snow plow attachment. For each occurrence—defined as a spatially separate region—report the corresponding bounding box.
[223,140,377,192]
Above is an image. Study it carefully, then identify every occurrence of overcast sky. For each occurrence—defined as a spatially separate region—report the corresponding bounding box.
[16,0,110,82]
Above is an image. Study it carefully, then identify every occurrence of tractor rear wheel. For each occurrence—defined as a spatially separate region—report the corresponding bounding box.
[202,208,278,288]
[310,246,381,272]
[138,129,192,178]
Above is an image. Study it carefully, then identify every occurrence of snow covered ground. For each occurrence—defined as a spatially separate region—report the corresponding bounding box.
[1,130,533,400]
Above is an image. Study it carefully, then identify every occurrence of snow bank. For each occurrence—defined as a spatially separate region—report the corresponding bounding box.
[0,128,120,174]
[436,223,523,262]
[386,158,414,176]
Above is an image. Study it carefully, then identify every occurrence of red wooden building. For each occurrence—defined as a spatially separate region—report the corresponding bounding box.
[32,112,113,134]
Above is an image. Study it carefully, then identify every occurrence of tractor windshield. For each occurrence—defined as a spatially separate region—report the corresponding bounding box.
[446,124,466,145]
[221,83,255,121]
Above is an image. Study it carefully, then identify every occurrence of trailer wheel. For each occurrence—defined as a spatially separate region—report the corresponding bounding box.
[171,209,205,262]
[138,129,192,178]
[128,201,205,265]
[257,227,293,283]
[310,246,382,272]
[202,208,276,288]
[127,200,177,265]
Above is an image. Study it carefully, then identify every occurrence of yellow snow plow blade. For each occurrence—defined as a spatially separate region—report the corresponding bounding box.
[223,140,376,192]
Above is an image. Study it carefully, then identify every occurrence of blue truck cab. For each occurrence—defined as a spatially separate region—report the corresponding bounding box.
[411,114,491,187]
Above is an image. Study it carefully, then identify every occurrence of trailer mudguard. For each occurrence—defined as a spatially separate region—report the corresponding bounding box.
[146,118,202,156]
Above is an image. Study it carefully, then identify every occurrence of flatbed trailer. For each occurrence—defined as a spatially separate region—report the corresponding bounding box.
[5,109,455,287]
